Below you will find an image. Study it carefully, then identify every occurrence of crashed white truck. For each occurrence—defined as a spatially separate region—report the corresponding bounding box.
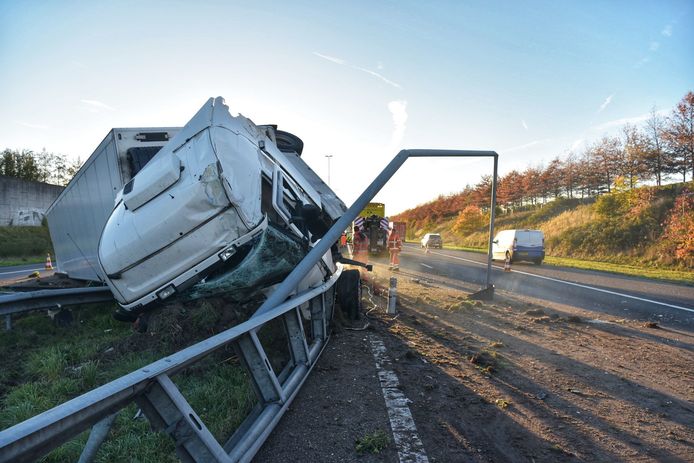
[47,97,364,322]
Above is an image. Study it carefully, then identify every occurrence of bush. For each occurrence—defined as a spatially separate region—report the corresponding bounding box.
[661,189,694,266]
[453,205,487,235]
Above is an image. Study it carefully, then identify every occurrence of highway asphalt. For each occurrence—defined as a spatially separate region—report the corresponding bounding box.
[398,243,694,330]
[0,263,52,285]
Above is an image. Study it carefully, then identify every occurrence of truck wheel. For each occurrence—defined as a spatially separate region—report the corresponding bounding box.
[505,251,512,263]
[337,269,361,320]
[534,258,543,265]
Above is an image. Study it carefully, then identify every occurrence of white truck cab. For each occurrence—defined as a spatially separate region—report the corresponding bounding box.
[98,97,347,316]
[492,229,545,264]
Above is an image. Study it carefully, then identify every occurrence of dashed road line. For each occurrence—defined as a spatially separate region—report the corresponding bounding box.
[368,335,429,463]
[420,263,433,269]
[426,250,694,314]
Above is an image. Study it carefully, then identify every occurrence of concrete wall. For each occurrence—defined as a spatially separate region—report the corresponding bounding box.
[0,175,64,226]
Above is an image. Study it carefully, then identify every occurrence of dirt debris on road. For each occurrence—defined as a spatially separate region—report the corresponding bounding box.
[259,262,693,462]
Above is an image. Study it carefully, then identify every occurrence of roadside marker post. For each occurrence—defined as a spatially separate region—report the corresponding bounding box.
[388,277,398,314]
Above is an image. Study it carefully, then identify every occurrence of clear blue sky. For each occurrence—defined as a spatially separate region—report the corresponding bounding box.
[1,0,692,214]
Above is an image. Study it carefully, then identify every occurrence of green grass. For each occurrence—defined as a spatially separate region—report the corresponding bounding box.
[436,244,693,285]
[0,226,53,259]
[442,244,486,253]
[0,256,46,267]
[544,256,694,285]
[355,429,391,454]
[0,304,255,462]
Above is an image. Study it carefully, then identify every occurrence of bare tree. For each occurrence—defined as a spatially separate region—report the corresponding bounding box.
[589,137,622,193]
[644,107,668,186]
[620,124,650,188]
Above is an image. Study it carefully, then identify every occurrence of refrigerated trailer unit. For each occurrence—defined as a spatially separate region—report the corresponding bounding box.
[45,128,181,281]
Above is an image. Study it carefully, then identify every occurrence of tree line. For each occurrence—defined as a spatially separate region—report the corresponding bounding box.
[0,149,82,186]
[396,90,693,223]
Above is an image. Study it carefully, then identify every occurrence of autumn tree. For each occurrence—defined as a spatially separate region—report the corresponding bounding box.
[453,205,487,235]
[589,136,622,193]
[562,151,578,198]
[663,91,694,182]
[620,124,650,188]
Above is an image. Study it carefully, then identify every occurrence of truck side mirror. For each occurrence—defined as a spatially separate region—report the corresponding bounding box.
[492,239,498,244]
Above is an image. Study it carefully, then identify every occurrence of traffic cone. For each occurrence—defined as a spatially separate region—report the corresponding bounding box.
[504,255,511,272]
[45,253,53,270]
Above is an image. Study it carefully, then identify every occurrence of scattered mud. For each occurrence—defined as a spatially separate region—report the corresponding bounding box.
[261,260,694,462]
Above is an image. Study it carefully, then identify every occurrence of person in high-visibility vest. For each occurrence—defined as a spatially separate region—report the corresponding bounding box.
[352,226,369,265]
[388,228,402,269]
[340,232,347,248]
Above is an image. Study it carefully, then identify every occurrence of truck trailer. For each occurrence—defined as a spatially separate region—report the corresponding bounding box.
[45,128,180,281]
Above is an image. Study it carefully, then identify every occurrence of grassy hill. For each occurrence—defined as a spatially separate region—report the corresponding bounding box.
[395,182,694,282]
[0,224,53,266]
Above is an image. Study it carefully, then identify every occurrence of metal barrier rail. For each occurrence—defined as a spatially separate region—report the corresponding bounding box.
[0,287,115,330]
[0,269,340,463]
[0,149,499,462]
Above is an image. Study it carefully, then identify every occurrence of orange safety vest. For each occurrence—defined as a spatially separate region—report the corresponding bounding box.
[353,232,369,253]
[388,233,402,251]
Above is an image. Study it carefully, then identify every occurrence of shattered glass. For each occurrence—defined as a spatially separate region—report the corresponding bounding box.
[181,222,307,304]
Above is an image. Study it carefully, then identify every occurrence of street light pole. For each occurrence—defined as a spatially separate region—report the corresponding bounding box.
[325,154,333,185]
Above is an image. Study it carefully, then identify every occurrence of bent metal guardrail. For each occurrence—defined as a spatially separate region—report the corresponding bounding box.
[0,149,498,463]
[0,287,115,330]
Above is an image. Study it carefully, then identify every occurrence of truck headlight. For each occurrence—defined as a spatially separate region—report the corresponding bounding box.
[219,248,236,261]
[157,285,176,300]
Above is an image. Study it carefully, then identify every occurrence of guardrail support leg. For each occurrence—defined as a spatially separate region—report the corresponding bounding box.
[77,413,117,463]
[136,374,231,463]
[4,315,11,331]
[310,295,326,342]
[236,332,285,404]
[283,308,310,366]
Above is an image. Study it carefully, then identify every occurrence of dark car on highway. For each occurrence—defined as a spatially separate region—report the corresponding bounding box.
[421,233,442,249]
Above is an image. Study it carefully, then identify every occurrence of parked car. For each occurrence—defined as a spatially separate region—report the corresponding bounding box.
[421,233,442,248]
[492,229,545,264]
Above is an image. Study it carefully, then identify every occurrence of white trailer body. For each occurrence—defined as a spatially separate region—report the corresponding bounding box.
[45,128,180,281]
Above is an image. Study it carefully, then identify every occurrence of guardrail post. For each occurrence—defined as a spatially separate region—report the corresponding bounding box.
[387,277,397,315]
[4,315,11,331]
[236,331,285,404]
[283,308,310,366]
[136,374,231,462]
[77,413,117,463]
[310,294,326,342]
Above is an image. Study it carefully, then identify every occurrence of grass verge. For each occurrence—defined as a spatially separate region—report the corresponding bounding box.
[0,303,255,462]
[544,256,694,285]
[0,256,45,267]
[433,245,693,285]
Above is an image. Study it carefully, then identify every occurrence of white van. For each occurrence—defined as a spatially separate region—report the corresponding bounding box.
[492,229,545,264]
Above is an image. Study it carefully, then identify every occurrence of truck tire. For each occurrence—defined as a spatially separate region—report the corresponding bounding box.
[337,269,361,320]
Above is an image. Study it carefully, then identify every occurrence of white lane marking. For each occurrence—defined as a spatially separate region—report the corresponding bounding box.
[368,335,429,463]
[420,263,433,269]
[0,267,43,276]
[427,250,694,314]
